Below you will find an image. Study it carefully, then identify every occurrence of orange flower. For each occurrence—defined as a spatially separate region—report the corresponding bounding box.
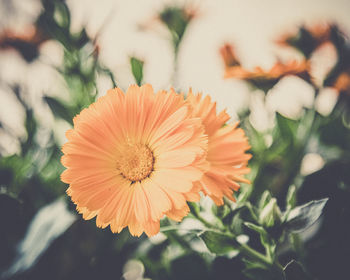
[333,72,350,95]
[61,84,208,237]
[187,91,251,205]
[224,60,311,90]
[276,24,331,57]
[220,43,240,68]
[0,25,49,62]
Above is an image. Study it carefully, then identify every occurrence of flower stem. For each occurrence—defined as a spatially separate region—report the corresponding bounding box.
[239,243,272,266]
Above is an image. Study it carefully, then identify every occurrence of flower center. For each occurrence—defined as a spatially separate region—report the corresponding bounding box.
[117,143,154,182]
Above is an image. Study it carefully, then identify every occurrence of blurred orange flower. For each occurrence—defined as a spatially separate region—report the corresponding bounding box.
[187,91,251,205]
[0,25,49,62]
[224,60,311,90]
[61,84,208,237]
[333,72,350,95]
[220,43,240,68]
[276,23,331,57]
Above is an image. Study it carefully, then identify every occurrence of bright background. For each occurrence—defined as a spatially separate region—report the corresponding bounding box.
[0,0,349,150]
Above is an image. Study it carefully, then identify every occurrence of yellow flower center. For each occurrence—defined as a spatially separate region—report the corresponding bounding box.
[117,143,154,182]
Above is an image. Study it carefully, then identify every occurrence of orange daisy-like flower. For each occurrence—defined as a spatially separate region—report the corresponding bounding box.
[61,84,208,237]
[187,91,251,205]
[224,60,311,90]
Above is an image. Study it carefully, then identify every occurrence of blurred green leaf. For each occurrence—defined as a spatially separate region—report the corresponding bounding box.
[198,230,239,255]
[130,57,144,86]
[159,6,193,50]
[285,198,328,233]
[44,96,73,125]
[244,222,270,249]
[244,222,266,236]
[188,201,200,216]
[53,1,71,29]
[319,111,350,151]
[213,203,231,219]
[259,191,272,210]
[276,113,298,145]
[21,109,37,155]
[259,198,282,228]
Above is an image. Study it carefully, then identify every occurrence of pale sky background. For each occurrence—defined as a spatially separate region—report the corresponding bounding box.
[0,0,349,153]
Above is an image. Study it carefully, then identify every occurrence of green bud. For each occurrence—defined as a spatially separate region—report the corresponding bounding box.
[259,198,282,228]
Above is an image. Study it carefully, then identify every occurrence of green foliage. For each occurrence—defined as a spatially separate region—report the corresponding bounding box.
[284,198,328,233]
[199,230,239,256]
[159,6,193,52]
[44,96,74,125]
[130,57,144,86]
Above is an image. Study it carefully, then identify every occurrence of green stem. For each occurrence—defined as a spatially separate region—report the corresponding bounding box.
[239,243,272,267]
[171,46,179,87]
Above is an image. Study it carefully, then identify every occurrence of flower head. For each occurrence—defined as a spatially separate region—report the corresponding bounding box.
[186,91,251,205]
[224,60,311,91]
[61,84,208,236]
[0,25,49,62]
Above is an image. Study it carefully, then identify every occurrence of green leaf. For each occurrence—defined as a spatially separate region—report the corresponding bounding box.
[276,112,298,144]
[285,198,328,233]
[259,198,282,228]
[53,1,71,29]
[213,203,231,219]
[259,191,272,210]
[21,109,37,155]
[44,96,73,125]
[244,222,266,235]
[198,230,239,256]
[284,260,310,280]
[244,222,270,249]
[130,57,144,86]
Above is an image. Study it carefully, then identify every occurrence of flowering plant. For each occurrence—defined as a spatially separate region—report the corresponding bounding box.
[0,1,349,280]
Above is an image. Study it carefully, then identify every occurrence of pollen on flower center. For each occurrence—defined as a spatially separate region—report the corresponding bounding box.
[117,143,154,182]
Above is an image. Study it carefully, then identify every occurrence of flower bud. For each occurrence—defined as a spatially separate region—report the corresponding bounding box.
[259,198,282,228]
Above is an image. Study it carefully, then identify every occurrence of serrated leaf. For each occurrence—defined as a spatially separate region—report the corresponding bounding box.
[130,57,144,86]
[44,96,73,125]
[285,198,328,233]
[198,230,239,256]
